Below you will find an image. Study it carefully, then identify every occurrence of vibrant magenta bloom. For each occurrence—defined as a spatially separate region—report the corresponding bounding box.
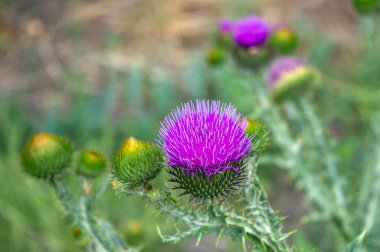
[233,16,270,48]
[267,56,306,89]
[158,100,251,176]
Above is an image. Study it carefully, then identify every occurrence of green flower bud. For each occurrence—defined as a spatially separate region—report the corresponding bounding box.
[206,46,227,66]
[273,67,318,103]
[233,46,272,70]
[76,150,106,179]
[268,57,319,103]
[270,27,298,54]
[353,0,379,13]
[112,137,163,188]
[21,133,73,179]
[246,120,270,152]
[168,161,246,203]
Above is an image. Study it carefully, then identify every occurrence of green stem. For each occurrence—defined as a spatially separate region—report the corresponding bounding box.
[241,157,292,252]
[50,177,132,252]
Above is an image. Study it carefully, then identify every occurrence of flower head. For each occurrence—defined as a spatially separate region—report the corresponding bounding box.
[267,56,317,102]
[233,16,270,48]
[158,100,251,176]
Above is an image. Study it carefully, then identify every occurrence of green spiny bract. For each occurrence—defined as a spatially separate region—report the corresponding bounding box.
[232,46,272,70]
[167,160,246,204]
[76,150,106,179]
[21,133,74,179]
[112,137,163,189]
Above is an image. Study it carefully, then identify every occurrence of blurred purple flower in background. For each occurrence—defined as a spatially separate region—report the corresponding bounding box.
[158,100,251,176]
[218,18,235,33]
[267,56,305,89]
[232,16,270,48]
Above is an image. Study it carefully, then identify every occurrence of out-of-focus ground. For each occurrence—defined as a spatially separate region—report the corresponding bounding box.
[1,0,358,104]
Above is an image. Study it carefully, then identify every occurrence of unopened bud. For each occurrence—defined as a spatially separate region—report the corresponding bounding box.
[76,150,106,179]
[206,46,226,66]
[267,57,318,103]
[270,26,298,54]
[21,133,73,179]
[246,120,269,152]
[112,137,163,188]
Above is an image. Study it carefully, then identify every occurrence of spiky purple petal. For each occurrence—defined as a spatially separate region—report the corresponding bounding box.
[158,100,251,176]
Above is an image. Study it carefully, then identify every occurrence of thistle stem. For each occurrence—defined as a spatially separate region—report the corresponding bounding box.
[129,175,291,252]
[50,177,133,252]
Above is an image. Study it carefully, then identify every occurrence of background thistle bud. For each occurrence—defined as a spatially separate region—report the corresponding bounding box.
[269,26,298,54]
[21,133,73,179]
[215,18,234,48]
[112,137,163,188]
[353,0,379,13]
[232,15,270,49]
[206,46,226,66]
[267,56,318,102]
[158,100,252,202]
[76,150,106,178]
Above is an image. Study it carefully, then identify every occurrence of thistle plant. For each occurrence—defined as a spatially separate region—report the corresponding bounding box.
[208,15,299,69]
[111,100,292,251]
[21,133,136,252]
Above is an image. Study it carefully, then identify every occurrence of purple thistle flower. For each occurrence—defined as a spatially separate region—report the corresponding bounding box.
[218,18,235,33]
[158,100,251,176]
[233,15,270,48]
[267,56,306,89]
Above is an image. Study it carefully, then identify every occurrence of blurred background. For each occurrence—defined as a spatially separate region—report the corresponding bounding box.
[1,0,379,251]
